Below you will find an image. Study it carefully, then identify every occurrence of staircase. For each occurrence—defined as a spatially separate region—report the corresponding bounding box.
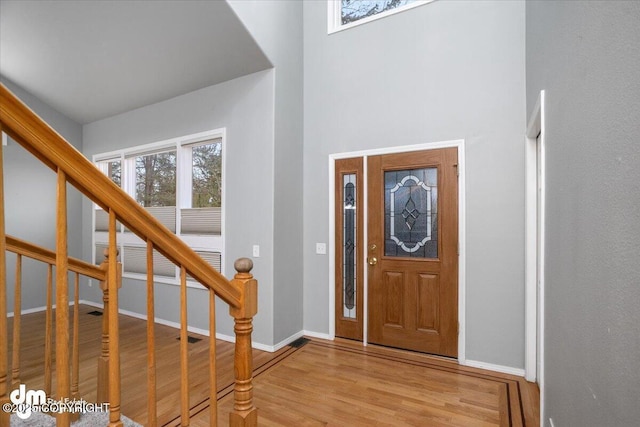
[0,83,258,427]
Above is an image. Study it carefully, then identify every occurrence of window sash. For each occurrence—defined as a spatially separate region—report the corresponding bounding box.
[93,128,226,280]
[327,0,434,34]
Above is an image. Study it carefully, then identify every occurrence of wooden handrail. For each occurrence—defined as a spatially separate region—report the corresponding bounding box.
[0,83,241,308]
[5,234,105,281]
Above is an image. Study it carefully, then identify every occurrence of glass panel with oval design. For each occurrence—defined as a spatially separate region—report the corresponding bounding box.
[384,167,437,258]
[343,173,357,318]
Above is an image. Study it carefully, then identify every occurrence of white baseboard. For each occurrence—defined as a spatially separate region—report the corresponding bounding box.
[213,333,276,352]
[213,331,305,353]
[79,300,273,351]
[214,332,234,343]
[8,305,48,318]
[6,303,526,379]
[272,331,305,352]
[464,359,525,377]
[10,300,315,354]
[302,330,332,341]
[7,302,78,318]
[80,299,102,309]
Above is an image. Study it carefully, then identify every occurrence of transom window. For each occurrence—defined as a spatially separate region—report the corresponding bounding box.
[328,0,434,33]
[93,129,225,285]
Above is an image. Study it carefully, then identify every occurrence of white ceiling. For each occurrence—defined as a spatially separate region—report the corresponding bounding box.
[0,0,272,124]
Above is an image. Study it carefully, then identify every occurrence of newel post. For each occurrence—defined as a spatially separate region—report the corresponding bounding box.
[229,258,258,427]
[97,248,121,404]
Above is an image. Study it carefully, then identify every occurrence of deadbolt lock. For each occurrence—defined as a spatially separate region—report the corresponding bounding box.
[369,244,377,252]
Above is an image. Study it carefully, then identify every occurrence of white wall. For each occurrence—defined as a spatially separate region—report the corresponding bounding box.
[303,0,527,369]
[81,70,276,345]
[527,1,640,425]
[2,76,83,312]
[3,1,532,369]
[229,0,304,345]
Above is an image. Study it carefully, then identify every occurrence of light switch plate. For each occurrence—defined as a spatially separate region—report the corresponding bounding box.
[252,245,260,257]
[316,243,326,255]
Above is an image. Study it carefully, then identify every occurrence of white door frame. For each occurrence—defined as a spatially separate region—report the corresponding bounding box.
[328,139,466,364]
[525,90,545,392]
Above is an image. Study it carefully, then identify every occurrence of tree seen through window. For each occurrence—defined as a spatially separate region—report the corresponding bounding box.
[107,160,121,187]
[341,0,418,24]
[191,141,222,208]
[135,151,177,207]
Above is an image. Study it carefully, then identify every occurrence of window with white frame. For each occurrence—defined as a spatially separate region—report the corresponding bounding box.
[328,0,434,33]
[93,129,225,285]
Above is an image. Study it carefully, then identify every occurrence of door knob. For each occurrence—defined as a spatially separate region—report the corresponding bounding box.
[368,257,378,266]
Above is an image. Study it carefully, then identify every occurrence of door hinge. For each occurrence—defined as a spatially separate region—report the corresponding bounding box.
[454,164,459,177]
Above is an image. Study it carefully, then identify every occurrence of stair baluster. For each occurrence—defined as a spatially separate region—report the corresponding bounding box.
[146,240,157,427]
[44,265,53,396]
[107,209,123,427]
[180,266,190,426]
[70,273,80,422]
[209,288,217,426]
[55,170,70,427]
[11,254,21,389]
[0,123,10,427]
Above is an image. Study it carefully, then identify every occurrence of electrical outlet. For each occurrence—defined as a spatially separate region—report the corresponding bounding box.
[252,245,260,257]
[316,243,326,255]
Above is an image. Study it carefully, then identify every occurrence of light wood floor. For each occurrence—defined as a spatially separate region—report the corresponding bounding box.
[6,305,539,426]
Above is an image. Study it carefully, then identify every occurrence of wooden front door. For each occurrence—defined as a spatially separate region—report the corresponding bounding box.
[367,148,458,356]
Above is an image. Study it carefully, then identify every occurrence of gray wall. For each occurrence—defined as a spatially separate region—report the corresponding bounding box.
[526,1,640,425]
[81,70,276,344]
[229,0,304,344]
[303,1,527,368]
[1,76,83,311]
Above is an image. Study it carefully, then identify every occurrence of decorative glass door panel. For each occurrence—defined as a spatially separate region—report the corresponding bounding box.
[384,168,438,258]
[334,158,364,340]
[343,174,357,318]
